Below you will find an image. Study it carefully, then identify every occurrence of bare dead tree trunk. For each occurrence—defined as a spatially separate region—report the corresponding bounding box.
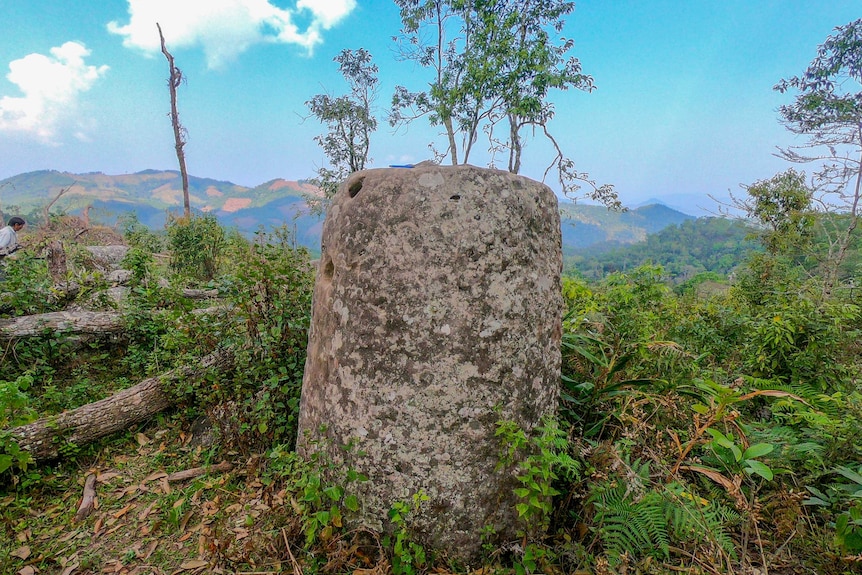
[43,184,74,223]
[157,23,191,219]
[9,348,235,461]
[80,205,91,229]
[821,132,862,300]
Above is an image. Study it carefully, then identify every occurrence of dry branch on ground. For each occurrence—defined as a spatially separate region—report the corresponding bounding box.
[74,473,98,522]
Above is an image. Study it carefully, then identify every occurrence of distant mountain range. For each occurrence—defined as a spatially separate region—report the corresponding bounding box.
[632,194,727,217]
[0,169,695,254]
[0,169,325,249]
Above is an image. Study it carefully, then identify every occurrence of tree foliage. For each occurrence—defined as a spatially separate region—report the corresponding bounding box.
[774,18,862,296]
[390,0,618,206]
[306,49,379,210]
[775,19,862,134]
[566,217,757,282]
[741,169,815,256]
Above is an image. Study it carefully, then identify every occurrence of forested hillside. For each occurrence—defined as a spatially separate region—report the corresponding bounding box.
[0,169,695,254]
[567,217,758,282]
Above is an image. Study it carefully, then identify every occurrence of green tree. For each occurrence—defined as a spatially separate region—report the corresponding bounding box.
[741,169,815,256]
[306,48,378,211]
[470,1,603,194]
[774,18,862,297]
[390,0,617,206]
[389,0,475,166]
[167,213,224,282]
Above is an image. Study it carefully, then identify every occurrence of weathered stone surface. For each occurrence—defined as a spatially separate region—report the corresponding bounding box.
[297,164,562,561]
[108,269,133,285]
[85,245,129,270]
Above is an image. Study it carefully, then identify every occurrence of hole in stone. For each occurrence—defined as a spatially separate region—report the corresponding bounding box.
[322,258,334,279]
[348,176,365,198]
[450,194,461,201]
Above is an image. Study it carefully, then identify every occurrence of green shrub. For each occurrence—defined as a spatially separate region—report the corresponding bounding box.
[166,213,225,282]
[162,226,314,453]
[120,212,165,253]
[0,254,54,317]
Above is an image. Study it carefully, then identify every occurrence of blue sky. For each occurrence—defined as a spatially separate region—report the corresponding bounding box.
[0,1,858,212]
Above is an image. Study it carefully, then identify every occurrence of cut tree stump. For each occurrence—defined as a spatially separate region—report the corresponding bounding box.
[46,240,68,283]
[8,348,235,461]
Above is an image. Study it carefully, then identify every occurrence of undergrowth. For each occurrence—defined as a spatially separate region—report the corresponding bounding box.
[1,214,861,574]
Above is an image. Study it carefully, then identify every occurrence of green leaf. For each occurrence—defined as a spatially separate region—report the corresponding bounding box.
[836,513,849,533]
[836,466,862,487]
[323,485,344,501]
[706,428,733,448]
[745,460,774,481]
[344,494,360,512]
[742,443,774,460]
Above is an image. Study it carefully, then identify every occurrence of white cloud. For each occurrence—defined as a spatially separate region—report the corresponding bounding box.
[0,42,109,142]
[108,0,357,69]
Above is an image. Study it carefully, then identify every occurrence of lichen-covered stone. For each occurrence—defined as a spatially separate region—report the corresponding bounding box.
[85,245,129,270]
[296,164,562,562]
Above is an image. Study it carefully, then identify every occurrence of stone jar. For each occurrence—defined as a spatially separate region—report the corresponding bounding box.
[297,164,562,562]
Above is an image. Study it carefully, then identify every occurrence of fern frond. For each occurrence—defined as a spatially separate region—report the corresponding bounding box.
[664,483,739,559]
[589,482,670,560]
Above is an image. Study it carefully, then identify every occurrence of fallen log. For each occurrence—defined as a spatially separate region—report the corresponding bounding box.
[8,348,235,461]
[182,288,219,300]
[0,310,124,339]
[0,307,228,340]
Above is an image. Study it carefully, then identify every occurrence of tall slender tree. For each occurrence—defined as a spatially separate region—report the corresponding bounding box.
[306,48,379,212]
[389,0,618,207]
[774,18,862,297]
[157,23,190,219]
[390,0,483,166]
